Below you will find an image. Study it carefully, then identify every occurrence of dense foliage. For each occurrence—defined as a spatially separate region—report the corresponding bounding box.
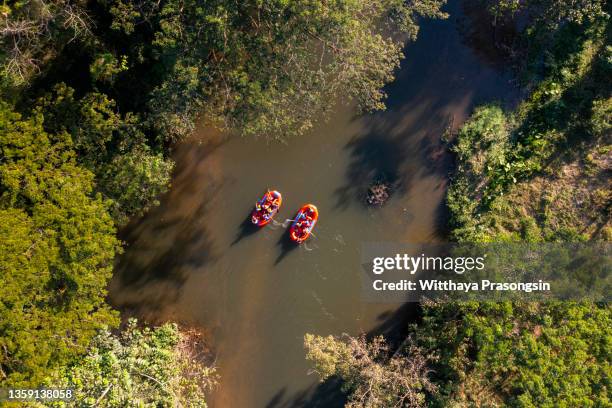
[487,0,606,28]
[415,301,611,407]
[1,0,448,220]
[122,0,448,140]
[0,103,119,386]
[2,0,447,142]
[434,3,612,405]
[49,320,217,407]
[34,83,174,224]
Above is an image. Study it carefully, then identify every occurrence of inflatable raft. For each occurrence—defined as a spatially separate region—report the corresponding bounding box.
[289,204,318,243]
[251,190,282,226]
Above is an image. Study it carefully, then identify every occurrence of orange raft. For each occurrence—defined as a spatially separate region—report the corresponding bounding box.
[289,204,318,243]
[251,190,282,226]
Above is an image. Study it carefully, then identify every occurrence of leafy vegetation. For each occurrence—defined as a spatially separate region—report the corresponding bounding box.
[107,0,448,140]
[487,0,606,28]
[415,301,611,407]
[2,0,447,141]
[49,319,217,408]
[448,4,611,242]
[33,83,174,224]
[1,0,448,221]
[432,4,612,404]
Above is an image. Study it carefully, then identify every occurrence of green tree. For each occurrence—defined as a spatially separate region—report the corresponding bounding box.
[304,3,611,407]
[416,301,612,407]
[36,84,174,223]
[2,0,448,141]
[35,84,142,168]
[486,0,607,27]
[436,9,612,403]
[0,103,120,387]
[98,146,174,224]
[50,320,217,408]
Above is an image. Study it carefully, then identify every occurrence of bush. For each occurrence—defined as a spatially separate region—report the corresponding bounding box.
[99,146,174,224]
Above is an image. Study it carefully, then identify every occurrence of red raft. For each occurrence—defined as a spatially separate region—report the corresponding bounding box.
[289,204,318,243]
[251,190,282,226]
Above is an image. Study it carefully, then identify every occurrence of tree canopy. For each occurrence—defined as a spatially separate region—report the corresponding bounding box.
[2,0,447,141]
[133,0,448,139]
[0,102,119,387]
[0,0,448,397]
[417,301,612,407]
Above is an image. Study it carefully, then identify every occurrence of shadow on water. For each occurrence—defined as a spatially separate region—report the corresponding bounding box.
[334,74,457,211]
[264,378,347,408]
[112,0,523,403]
[274,230,300,265]
[457,0,522,72]
[334,0,520,212]
[112,196,220,315]
[231,211,260,246]
[334,126,414,210]
[367,302,421,347]
[431,196,453,241]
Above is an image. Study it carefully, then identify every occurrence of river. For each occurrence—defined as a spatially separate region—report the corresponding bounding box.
[109,1,518,406]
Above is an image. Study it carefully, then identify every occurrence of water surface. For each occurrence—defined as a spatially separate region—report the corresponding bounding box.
[110,1,518,406]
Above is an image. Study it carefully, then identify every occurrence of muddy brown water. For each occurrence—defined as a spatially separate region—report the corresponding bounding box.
[109,1,519,406]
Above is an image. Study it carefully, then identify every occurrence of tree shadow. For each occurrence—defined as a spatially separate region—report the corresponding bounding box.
[259,0,526,402]
[334,96,454,212]
[264,378,347,408]
[334,0,521,212]
[456,0,521,72]
[334,126,414,210]
[429,195,453,242]
[109,141,224,317]
[110,193,220,316]
[367,302,421,348]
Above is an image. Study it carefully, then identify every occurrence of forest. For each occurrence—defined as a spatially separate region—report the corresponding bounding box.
[0,0,610,407]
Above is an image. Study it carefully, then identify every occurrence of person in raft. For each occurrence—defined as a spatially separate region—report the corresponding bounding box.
[296,216,312,233]
[266,192,280,212]
[255,191,279,220]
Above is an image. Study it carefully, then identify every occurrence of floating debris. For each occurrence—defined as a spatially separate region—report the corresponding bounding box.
[366,181,391,206]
